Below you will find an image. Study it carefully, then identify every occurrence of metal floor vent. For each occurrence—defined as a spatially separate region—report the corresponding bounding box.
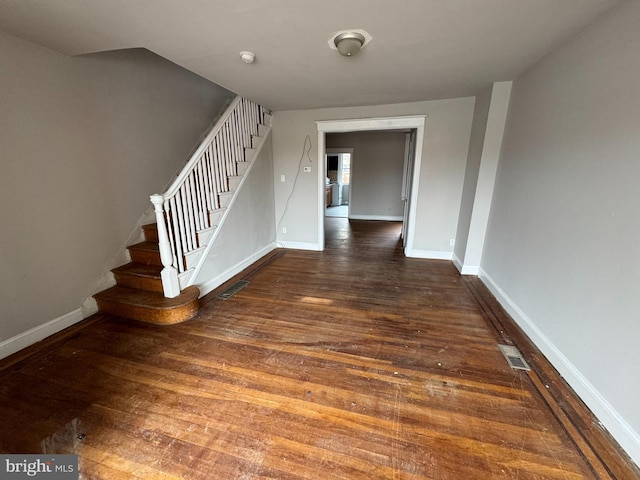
[217,280,249,300]
[498,344,531,371]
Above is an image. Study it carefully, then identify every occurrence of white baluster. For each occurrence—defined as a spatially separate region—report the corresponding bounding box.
[150,194,180,298]
[221,124,230,188]
[213,137,223,198]
[169,197,185,272]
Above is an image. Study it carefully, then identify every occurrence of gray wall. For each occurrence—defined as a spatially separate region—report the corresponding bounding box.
[326,131,406,219]
[454,87,492,262]
[481,1,640,463]
[454,82,512,274]
[272,98,475,254]
[0,30,233,344]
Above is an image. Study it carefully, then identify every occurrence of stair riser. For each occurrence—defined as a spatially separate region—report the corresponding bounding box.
[237,160,251,175]
[209,209,225,225]
[113,273,164,293]
[228,176,242,191]
[219,191,234,208]
[96,298,199,325]
[128,249,162,266]
[142,225,159,242]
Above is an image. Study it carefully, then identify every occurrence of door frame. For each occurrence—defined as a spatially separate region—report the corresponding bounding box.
[401,130,416,246]
[316,115,426,254]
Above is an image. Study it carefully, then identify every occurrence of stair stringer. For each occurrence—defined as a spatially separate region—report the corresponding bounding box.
[177,123,273,291]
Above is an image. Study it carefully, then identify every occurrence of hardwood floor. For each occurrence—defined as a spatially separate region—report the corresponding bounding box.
[1,218,637,479]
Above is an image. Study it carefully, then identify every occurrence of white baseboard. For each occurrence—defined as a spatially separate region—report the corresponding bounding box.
[452,253,463,272]
[0,308,85,361]
[461,264,479,275]
[197,243,278,297]
[405,249,452,260]
[278,241,322,251]
[452,253,480,275]
[479,268,640,467]
[348,214,403,221]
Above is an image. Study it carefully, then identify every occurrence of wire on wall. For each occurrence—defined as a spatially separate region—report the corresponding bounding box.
[276,134,313,242]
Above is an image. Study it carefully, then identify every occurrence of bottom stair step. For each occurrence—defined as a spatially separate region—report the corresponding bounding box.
[94,285,200,325]
[112,263,163,292]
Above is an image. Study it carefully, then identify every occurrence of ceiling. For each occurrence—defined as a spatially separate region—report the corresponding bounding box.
[0,0,620,111]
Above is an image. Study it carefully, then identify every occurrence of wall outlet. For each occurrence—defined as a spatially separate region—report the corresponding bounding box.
[280,174,285,182]
[282,227,287,234]
[303,166,311,173]
[449,238,455,247]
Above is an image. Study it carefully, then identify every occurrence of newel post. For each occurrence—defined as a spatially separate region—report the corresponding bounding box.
[150,194,181,298]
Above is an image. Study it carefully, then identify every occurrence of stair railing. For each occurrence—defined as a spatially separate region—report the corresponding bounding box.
[150,96,268,298]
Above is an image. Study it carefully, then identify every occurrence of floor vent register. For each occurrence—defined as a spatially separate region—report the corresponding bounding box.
[217,280,250,300]
[498,344,531,371]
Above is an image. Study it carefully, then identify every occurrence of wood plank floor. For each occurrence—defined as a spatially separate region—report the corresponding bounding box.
[1,218,638,479]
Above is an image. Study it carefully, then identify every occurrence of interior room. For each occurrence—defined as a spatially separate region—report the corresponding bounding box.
[1,1,639,478]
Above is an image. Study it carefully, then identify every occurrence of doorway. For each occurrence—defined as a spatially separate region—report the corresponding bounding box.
[316,116,426,254]
[325,148,352,218]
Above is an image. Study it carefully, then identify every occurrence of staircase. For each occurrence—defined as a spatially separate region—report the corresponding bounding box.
[94,96,271,324]
[94,223,200,324]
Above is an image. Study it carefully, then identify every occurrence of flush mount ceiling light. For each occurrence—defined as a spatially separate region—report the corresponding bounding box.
[328,29,372,57]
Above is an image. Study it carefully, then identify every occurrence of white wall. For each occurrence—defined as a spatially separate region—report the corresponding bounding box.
[326,131,406,220]
[481,1,640,464]
[454,87,492,265]
[454,82,512,275]
[194,133,277,294]
[272,98,475,254]
[0,31,233,351]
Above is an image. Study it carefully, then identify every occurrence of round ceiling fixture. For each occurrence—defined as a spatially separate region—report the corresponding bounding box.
[334,32,365,57]
[328,29,372,57]
[239,51,255,64]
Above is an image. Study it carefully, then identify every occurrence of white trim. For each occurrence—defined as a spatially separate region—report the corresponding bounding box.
[479,268,640,466]
[452,253,463,272]
[0,308,85,361]
[460,265,479,275]
[405,249,452,260]
[316,116,426,254]
[197,243,278,297]
[317,132,326,251]
[404,124,424,257]
[278,241,323,251]
[348,215,403,221]
[317,116,427,132]
[452,254,480,275]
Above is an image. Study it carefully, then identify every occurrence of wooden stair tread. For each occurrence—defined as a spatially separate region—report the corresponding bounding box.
[94,285,200,325]
[95,222,199,323]
[128,240,159,252]
[95,285,199,309]
[112,262,162,278]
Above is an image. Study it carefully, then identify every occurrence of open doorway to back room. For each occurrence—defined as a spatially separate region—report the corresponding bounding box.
[324,148,352,218]
[317,116,425,254]
[321,124,422,254]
